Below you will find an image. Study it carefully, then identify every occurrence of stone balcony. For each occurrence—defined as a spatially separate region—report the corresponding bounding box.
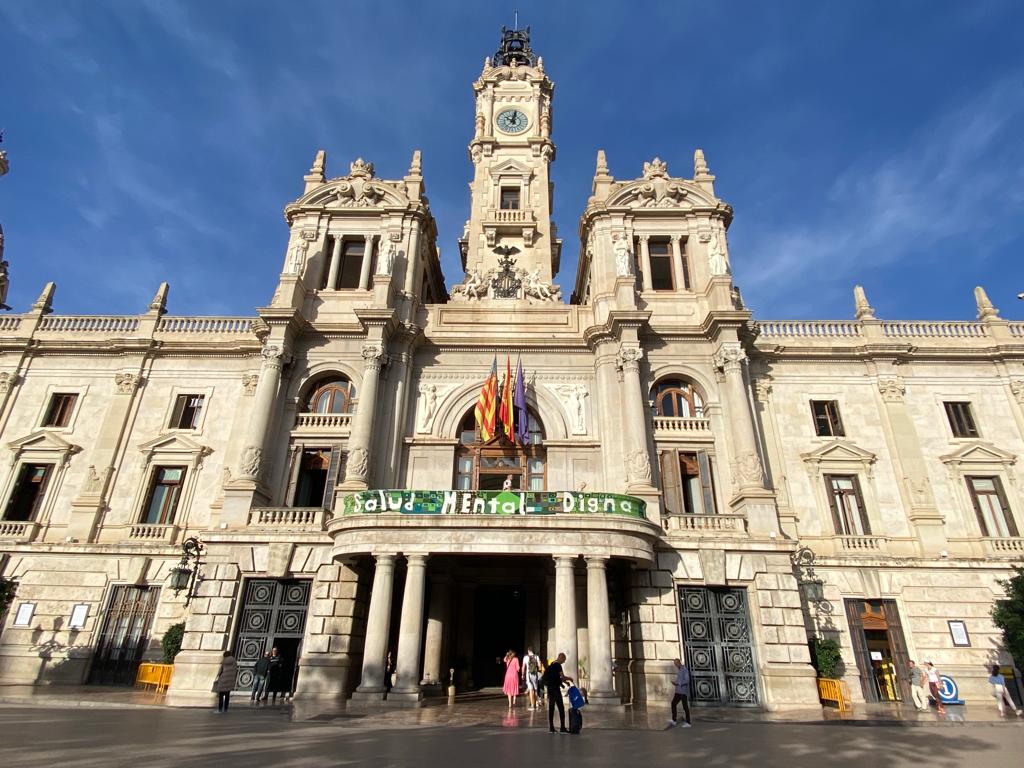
[248,507,330,532]
[0,520,40,543]
[652,416,713,438]
[329,489,660,564]
[984,537,1024,557]
[836,534,888,553]
[663,513,747,534]
[292,412,353,434]
[126,523,180,544]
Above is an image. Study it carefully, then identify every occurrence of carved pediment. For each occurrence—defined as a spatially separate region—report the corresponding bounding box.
[605,178,715,210]
[488,158,535,178]
[8,430,80,458]
[801,440,877,466]
[138,432,212,463]
[296,178,410,210]
[940,441,1016,467]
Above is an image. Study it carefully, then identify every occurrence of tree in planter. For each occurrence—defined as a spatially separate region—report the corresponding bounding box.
[992,566,1024,668]
[811,637,843,680]
[161,622,186,664]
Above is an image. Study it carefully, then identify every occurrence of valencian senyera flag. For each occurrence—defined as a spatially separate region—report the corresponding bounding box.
[514,357,529,445]
[498,355,515,441]
[475,356,498,441]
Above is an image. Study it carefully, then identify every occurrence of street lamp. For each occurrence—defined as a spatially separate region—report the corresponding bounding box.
[168,537,204,606]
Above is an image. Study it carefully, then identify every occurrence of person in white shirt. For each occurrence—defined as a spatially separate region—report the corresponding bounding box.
[989,664,1023,717]
[522,647,542,710]
[924,661,945,715]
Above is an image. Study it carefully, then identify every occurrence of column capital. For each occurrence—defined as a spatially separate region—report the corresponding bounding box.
[373,552,397,567]
[637,234,650,244]
[616,344,643,374]
[878,375,906,403]
[585,555,609,570]
[405,553,429,567]
[554,555,577,569]
[261,344,287,371]
[714,342,746,374]
[362,343,386,372]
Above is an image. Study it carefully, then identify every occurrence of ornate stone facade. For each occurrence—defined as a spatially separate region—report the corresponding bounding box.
[0,28,1022,713]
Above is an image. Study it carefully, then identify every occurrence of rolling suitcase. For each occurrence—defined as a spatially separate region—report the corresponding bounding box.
[568,707,583,734]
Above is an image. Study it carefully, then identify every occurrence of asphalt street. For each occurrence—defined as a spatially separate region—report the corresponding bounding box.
[0,705,1021,768]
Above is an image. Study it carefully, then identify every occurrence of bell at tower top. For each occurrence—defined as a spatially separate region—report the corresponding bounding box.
[493,26,537,67]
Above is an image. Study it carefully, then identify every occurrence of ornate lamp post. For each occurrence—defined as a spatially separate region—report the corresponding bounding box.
[168,537,204,606]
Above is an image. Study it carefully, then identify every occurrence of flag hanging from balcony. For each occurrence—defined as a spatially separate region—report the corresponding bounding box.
[498,355,515,441]
[514,357,529,445]
[475,356,498,441]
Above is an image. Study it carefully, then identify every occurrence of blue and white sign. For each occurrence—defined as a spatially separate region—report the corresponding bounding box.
[938,675,964,705]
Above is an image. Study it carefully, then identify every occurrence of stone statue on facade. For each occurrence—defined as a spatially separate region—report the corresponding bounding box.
[418,382,438,431]
[625,447,652,485]
[707,231,730,276]
[0,258,10,310]
[287,239,309,276]
[612,234,633,277]
[558,384,588,434]
[523,268,560,302]
[451,269,488,301]
[376,239,397,276]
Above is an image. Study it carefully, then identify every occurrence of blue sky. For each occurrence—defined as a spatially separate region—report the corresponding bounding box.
[1,0,1022,320]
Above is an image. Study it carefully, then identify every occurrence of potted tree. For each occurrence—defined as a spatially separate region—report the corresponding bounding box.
[811,637,848,710]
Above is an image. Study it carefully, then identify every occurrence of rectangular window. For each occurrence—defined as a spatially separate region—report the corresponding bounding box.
[967,476,1018,538]
[43,393,78,428]
[500,187,520,210]
[944,401,979,438]
[337,240,365,289]
[169,394,204,430]
[811,400,845,437]
[141,466,186,525]
[825,474,870,535]
[3,463,53,522]
[648,240,675,291]
[293,448,330,507]
[527,456,545,491]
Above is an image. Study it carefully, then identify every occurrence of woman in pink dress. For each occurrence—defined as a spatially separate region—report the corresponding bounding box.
[502,649,521,708]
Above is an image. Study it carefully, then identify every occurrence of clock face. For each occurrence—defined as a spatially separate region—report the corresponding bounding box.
[496,109,529,134]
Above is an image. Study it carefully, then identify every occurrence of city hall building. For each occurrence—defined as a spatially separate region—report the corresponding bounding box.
[1,29,1022,710]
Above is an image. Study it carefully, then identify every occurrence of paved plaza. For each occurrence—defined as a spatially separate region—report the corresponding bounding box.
[0,699,1022,768]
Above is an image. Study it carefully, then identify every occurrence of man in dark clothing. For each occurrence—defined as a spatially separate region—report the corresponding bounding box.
[251,651,271,702]
[540,652,574,734]
[265,647,282,702]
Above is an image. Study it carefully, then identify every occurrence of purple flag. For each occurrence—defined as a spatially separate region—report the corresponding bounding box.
[514,358,529,445]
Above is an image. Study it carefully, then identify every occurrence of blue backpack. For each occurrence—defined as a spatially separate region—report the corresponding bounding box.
[567,684,585,709]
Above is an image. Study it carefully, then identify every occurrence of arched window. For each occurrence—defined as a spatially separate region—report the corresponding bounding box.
[306,377,357,414]
[651,379,705,418]
[455,407,546,491]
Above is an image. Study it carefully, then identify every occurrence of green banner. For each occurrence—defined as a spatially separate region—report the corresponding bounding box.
[341,490,645,519]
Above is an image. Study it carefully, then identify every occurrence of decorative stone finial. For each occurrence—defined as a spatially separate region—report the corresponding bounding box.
[694,148,710,177]
[408,150,422,176]
[149,282,169,314]
[349,158,374,179]
[31,281,55,314]
[642,157,669,179]
[595,150,609,176]
[853,285,875,320]
[309,150,325,179]
[483,56,491,72]
[975,286,999,320]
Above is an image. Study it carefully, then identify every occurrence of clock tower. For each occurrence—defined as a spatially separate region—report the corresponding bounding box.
[454,27,562,301]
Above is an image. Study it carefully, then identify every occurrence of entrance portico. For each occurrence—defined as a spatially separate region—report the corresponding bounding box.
[332,490,658,706]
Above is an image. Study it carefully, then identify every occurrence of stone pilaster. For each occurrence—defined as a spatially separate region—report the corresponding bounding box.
[352,553,395,700]
[585,556,618,705]
[555,556,579,679]
[390,554,428,703]
[638,235,653,292]
[339,343,386,490]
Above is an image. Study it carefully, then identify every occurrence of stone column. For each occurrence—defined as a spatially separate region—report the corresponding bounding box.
[457,584,476,689]
[421,573,450,686]
[585,556,618,705]
[340,343,385,489]
[325,235,343,290]
[353,554,396,698]
[358,234,376,290]
[638,236,653,292]
[616,345,653,493]
[238,345,286,481]
[670,235,687,291]
[391,554,428,702]
[554,556,579,679]
[403,220,422,301]
[714,343,764,492]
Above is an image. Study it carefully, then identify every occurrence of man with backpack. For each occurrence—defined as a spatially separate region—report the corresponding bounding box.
[540,652,573,734]
[523,647,542,710]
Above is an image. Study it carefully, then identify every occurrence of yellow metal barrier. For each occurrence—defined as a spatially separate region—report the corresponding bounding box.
[817,677,850,712]
[135,662,174,693]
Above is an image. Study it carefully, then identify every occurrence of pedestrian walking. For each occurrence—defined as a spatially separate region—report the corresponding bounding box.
[522,647,542,710]
[667,658,692,727]
[251,651,271,702]
[212,650,238,713]
[540,652,573,734]
[383,650,395,699]
[265,646,283,703]
[908,660,928,711]
[503,649,521,708]
[924,661,945,714]
[989,664,1023,717]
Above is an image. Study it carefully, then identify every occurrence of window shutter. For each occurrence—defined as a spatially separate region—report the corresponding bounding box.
[851,476,871,535]
[170,396,186,428]
[659,451,682,516]
[965,478,990,537]
[696,450,716,515]
[321,446,344,509]
[992,476,1018,537]
[830,402,845,437]
[823,474,844,534]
